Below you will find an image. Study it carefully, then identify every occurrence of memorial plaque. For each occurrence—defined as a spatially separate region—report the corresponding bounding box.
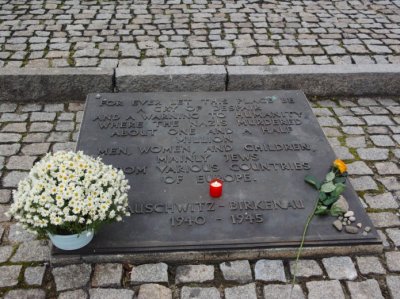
[60,91,380,254]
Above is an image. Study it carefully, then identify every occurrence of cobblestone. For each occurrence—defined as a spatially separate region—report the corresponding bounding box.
[219,260,252,283]
[346,137,366,148]
[342,126,364,135]
[347,161,373,175]
[368,126,390,134]
[3,171,28,187]
[89,288,134,299]
[255,260,286,282]
[0,265,22,287]
[339,116,364,126]
[289,260,323,278]
[130,263,168,285]
[52,264,92,291]
[6,156,37,170]
[23,133,48,143]
[375,162,400,175]
[3,289,46,299]
[0,205,11,222]
[0,144,20,156]
[370,135,396,147]
[11,240,50,262]
[181,286,220,299]
[21,143,50,156]
[176,264,214,284]
[0,113,28,122]
[0,189,11,204]
[307,280,345,299]
[0,133,21,143]
[2,123,27,133]
[387,228,400,247]
[225,283,257,299]
[263,284,304,299]
[332,145,354,160]
[29,122,53,132]
[363,116,394,126]
[30,112,56,122]
[0,245,13,263]
[0,1,399,67]
[369,212,400,228]
[57,290,87,299]
[386,276,400,299]
[356,256,386,275]
[138,284,172,299]
[0,103,17,113]
[357,148,389,161]
[386,252,400,272]
[92,263,122,287]
[8,224,36,243]
[322,257,357,280]
[347,279,384,299]
[24,266,46,285]
[350,176,378,191]
[317,117,339,127]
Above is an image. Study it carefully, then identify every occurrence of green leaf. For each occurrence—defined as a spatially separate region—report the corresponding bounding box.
[314,206,328,215]
[331,183,346,198]
[322,195,339,206]
[319,192,327,201]
[305,175,320,189]
[325,172,335,182]
[330,204,346,217]
[320,182,336,193]
[334,177,346,184]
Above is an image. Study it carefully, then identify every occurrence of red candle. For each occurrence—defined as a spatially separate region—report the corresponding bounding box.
[209,179,223,198]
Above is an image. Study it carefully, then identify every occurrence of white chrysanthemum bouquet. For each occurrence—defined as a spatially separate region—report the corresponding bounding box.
[7,151,131,238]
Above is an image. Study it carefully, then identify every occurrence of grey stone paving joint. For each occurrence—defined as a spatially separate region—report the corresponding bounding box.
[0,96,399,298]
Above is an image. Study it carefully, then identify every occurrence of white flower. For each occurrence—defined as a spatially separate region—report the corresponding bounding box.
[8,151,131,235]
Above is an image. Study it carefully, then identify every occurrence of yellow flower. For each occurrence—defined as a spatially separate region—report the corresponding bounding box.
[333,159,347,174]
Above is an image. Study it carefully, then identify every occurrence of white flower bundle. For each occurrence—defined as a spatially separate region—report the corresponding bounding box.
[7,151,131,236]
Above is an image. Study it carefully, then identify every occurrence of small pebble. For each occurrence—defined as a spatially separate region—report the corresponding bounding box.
[362,231,368,236]
[356,223,362,228]
[347,220,351,225]
[342,221,347,226]
[333,220,343,231]
[345,226,359,234]
[338,216,343,221]
[349,216,356,222]
[344,211,354,217]
[364,226,371,232]
[343,217,348,222]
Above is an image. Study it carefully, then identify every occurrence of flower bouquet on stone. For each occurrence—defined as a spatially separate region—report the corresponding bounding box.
[7,151,131,250]
[304,159,348,216]
[291,159,349,290]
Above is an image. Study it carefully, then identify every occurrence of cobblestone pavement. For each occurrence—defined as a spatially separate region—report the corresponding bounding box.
[0,0,400,68]
[0,97,399,298]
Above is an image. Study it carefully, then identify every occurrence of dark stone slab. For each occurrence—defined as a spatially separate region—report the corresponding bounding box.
[57,91,380,255]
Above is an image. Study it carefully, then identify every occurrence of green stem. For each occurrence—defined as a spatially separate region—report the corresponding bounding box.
[291,195,321,287]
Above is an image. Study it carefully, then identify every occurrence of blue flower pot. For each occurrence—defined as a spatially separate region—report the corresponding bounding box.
[48,230,94,250]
